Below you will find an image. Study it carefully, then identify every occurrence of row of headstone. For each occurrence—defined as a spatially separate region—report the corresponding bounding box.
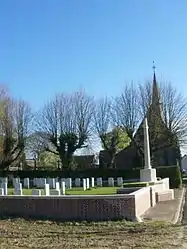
[0,180,67,196]
[31,177,72,189]
[31,181,67,196]
[74,177,123,188]
[0,176,124,196]
[80,177,123,188]
[108,177,123,187]
[31,181,66,196]
[81,177,123,187]
[82,177,95,191]
[0,176,124,189]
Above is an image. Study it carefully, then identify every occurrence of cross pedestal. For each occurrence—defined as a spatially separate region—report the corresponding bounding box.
[140,168,157,182]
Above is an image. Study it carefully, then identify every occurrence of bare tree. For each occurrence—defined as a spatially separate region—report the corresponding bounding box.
[36,90,93,169]
[27,131,49,157]
[160,82,187,147]
[114,82,140,136]
[93,97,129,168]
[93,97,112,148]
[113,82,144,162]
[138,80,152,117]
[0,87,33,170]
[93,97,112,168]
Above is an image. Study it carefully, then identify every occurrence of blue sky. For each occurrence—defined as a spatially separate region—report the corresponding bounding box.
[0,0,187,111]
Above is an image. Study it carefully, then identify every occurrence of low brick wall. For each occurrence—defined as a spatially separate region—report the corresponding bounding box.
[0,195,137,221]
[0,178,171,222]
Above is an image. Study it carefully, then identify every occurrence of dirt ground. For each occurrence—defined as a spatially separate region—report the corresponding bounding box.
[0,218,185,249]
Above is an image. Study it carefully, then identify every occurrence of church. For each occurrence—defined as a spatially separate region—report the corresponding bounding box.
[100,68,181,169]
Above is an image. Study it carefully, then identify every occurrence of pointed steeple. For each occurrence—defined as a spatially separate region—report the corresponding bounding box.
[152,61,160,106]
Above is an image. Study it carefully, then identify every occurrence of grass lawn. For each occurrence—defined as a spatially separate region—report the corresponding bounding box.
[66,187,119,195]
[0,218,184,248]
[7,187,120,196]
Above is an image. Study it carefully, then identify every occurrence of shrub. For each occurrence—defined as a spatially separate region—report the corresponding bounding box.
[156,165,182,189]
[0,168,141,180]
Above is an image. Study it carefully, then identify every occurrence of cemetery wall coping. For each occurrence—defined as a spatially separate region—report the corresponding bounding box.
[0,194,135,199]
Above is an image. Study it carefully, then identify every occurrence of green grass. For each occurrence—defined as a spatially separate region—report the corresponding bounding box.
[66,187,119,195]
[8,188,45,195]
[8,187,120,196]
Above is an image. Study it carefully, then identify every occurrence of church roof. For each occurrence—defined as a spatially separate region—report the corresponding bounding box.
[134,64,166,145]
[152,64,160,107]
[148,64,162,120]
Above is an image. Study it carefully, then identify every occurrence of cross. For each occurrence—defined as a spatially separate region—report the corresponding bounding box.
[152,61,156,73]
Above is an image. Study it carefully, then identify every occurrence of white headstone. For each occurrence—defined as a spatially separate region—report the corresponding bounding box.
[35,178,40,188]
[36,178,45,188]
[45,183,50,196]
[33,178,37,187]
[61,181,66,195]
[0,188,4,195]
[91,177,94,188]
[66,178,72,189]
[39,178,44,188]
[56,182,60,191]
[83,179,86,191]
[61,178,66,183]
[50,178,56,189]
[23,178,30,189]
[108,177,114,187]
[32,189,41,196]
[97,177,102,187]
[13,178,20,187]
[86,178,90,189]
[42,178,47,188]
[1,182,8,195]
[50,189,60,196]
[15,182,22,190]
[1,177,8,184]
[75,178,81,187]
[61,178,66,187]
[117,177,123,187]
[14,183,23,195]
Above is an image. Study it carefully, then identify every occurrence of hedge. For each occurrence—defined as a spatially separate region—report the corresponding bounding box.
[156,165,182,189]
[0,168,141,179]
[0,165,182,188]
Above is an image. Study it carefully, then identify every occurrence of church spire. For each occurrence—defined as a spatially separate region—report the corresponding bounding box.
[152,61,160,106]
